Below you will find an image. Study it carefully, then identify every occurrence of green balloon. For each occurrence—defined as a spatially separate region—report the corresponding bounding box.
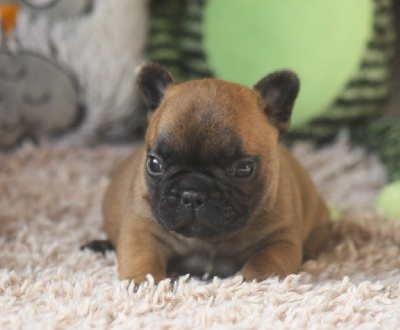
[204,0,373,128]
[376,181,400,220]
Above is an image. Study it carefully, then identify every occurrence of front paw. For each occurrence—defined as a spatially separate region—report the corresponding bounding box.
[118,268,168,284]
[240,268,267,282]
[240,265,287,281]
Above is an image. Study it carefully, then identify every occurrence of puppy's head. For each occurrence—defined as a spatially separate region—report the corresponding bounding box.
[137,63,299,239]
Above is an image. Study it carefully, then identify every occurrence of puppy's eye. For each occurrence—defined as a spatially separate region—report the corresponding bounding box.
[233,161,254,178]
[147,155,164,175]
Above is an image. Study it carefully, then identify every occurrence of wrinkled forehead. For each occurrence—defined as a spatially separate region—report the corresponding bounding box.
[153,109,244,166]
[145,79,278,165]
[147,80,254,164]
[156,124,243,167]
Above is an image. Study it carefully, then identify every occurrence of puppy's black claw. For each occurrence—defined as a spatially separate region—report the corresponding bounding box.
[81,240,115,255]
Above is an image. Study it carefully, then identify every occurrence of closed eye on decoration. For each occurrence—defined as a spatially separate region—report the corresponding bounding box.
[0,67,27,81]
[22,0,61,10]
[22,91,51,106]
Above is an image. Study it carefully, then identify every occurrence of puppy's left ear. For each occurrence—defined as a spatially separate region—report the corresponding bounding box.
[253,70,299,135]
[136,62,175,112]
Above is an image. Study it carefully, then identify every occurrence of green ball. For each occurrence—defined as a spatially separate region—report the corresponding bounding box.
[375,181,400,220]
[203,0,373,129]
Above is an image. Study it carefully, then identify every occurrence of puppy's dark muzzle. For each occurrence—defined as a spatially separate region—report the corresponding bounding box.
[153,172,248,238]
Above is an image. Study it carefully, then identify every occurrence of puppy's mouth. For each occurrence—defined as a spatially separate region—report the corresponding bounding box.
[156,208,247,239]
[173,217,221,238]
[155,209,220,238]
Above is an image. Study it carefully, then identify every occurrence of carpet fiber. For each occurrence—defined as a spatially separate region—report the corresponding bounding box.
[1,132,400,328]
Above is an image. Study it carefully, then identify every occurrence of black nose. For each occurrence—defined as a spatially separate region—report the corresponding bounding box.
[181,191,207,209]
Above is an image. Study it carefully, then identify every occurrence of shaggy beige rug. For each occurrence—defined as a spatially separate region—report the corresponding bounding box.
[1,132,400,329]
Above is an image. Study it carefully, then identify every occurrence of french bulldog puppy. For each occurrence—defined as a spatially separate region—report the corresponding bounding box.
[95,63,331,283]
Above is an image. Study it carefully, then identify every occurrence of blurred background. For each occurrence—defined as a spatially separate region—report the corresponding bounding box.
[0,1,399,218]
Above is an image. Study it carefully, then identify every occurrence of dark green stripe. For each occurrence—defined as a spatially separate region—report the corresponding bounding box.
[348,79,389,87]
[335,97,387,107]
[147,42,179,52]
[368,40,393,50]
[182,15,202,24]
[181,50,207,59]
[360,60,390,69]
[178,31,203,41]
[181,66,212,78]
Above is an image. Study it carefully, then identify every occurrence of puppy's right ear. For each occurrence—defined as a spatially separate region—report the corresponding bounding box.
[253,70,299,136]
[136,63,175,112]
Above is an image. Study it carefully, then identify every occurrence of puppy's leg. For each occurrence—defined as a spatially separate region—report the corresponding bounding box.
[240,236,302,281]
[117,216,172,283]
